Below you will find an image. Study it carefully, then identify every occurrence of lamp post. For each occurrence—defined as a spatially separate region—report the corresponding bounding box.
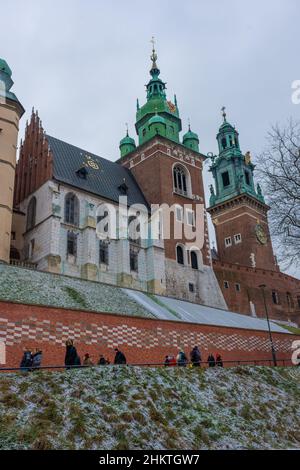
[259,284,277,366]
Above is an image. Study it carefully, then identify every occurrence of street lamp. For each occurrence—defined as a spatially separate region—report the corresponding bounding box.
[259,284,277,366]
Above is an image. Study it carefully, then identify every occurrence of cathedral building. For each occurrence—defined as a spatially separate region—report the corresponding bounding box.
[1,46,300,325]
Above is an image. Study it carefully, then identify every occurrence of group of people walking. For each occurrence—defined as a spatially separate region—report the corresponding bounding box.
[19,341,223,370]
[164,347,223,368]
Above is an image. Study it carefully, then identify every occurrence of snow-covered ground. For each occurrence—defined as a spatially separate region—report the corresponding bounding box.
[0,366,299,450]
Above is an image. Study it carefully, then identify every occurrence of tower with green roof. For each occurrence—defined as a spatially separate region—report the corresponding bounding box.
[207,108,277,271]
[119,40,200,157]
[0,57,24,263]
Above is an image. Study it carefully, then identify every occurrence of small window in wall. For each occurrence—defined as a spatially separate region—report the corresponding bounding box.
[67,231,77,257]
[222,171,230,187]
[99,240,109,265]
[221,137,227,150]
[189,283,195,293]
[65,193,79,226]
[235,283,241,292]
[224,281,229,289]
[176,245,184,265]
[191,251,198,270]
[175,205,183,222]
[229,135,233,147]
[225,237,232,248]
[286,292,294,309]
[186,209,195,226]
[272,290,280,305]
[130,245,139,272]
[234,233,242,244]
[244,171,251,186]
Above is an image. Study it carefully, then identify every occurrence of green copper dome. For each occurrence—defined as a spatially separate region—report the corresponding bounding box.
[119,131,136,158]
[0,58,12,77]
[182,125,199,152]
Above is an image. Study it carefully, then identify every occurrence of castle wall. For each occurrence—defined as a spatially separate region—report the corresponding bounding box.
[213,260,300,326]
[0,300,298,368]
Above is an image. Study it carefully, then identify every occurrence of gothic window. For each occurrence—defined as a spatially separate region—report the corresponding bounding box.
[26,197,36,231]
[224,281,229,289]
[129,245,139,272]
[97,208,109,235]
[186,209,195,226]
[99,240,109,265]
[189,283,195,293]
[67,231,77,257]
[244,171,251,186]
[176,245,184,265]
[235,283,241,292]
[221,137,227,150]
[286,292,294,309]
[222,171,230,187]
[175,205,183,222]
[128,215,141,245]
[65,193,79,226]
[272,290,280,305]
[173,165,188,196]
[191,251,198,270]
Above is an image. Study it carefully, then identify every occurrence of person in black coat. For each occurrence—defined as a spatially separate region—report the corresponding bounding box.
[20,348,33,372]
[190,346,201,367]
[65,340,79,369]
[216,353,224,367]
[207,353,216,368]
[114,348,126,365]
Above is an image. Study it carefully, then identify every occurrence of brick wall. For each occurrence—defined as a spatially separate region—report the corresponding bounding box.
[0,301,298,368]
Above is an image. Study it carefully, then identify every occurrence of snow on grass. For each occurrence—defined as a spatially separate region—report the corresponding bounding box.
[0,366,299,450]
[0,265,152,318]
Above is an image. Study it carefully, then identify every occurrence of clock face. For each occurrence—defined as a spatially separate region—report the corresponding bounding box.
[255,224,268,245]
[167,101,176,113]
[85,154,100,170]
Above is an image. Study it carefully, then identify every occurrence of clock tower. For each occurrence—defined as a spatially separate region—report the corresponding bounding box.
[207,109,278,271]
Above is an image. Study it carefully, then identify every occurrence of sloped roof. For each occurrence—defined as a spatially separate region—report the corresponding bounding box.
[46,135,148,207]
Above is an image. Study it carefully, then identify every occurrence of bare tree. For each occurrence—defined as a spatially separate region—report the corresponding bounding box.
[258,119,300,268]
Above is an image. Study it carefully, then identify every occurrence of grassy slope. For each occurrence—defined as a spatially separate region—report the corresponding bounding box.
[0,366,299,450]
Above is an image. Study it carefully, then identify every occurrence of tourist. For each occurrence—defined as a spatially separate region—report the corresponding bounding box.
[164,355,170,366]
[207,353,216,367]
[176,350,188,367]
[98,354,107,365]
[65,339,80,369]
[20,348,33,372]
[83,353,94,367]
[114,348,127,365]
[31,348,43,369]
[216,353,224,367]
[190,346,202,367]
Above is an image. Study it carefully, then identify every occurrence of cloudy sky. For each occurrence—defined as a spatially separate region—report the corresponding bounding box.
[1,0,299,273]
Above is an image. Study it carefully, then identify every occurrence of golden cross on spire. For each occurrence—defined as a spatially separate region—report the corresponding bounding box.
[150,36,157,66]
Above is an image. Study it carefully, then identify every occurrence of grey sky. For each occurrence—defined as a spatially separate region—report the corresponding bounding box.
[1,0,299,274]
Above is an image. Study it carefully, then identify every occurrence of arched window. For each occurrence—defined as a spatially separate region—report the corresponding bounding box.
[191,251,198,270]
[221,137,227,150]
[26,197,36,231]
[173,165,188,196]
[65,193,79,226]
[176,245,184,265]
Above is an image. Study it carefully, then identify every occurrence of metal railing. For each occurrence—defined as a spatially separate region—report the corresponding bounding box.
[0,358,295,373]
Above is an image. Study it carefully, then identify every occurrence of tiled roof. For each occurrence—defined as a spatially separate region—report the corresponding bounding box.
[46,135,148,207]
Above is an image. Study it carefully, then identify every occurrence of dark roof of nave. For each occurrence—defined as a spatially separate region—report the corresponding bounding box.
[46,135,149,207]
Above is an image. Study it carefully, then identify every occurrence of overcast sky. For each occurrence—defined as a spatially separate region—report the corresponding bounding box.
[1,0,299,274]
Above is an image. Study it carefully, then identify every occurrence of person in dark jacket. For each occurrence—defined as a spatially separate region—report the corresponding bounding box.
[190,346,201,367]
[31,348,42,370]
[177,350,188,367]
[65,340,79,369]
[20,348,33,372]
[164,355,170,366]
[98,355,107,365]
[207,353,216,368]
[114,348,126,365]
[216,353,223,367]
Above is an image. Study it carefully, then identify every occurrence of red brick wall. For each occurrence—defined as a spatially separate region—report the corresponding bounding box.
[213,260,300,325]
[0,301,298,368]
